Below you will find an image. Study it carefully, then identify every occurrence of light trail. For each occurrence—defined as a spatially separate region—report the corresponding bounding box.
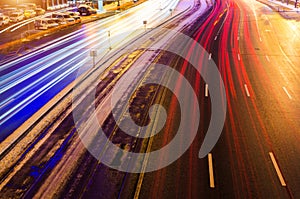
[0,0,180,138]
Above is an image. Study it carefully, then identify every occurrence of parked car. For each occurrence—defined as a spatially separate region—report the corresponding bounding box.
[24,9,36,18]
[35,8,45,15]
[34,18,59,30]
[77,4,97,16]
[64,11,81,23]
[0,15,10,26]
[9,12,24,22]
[51,13,75,24]
[3,7,18,16]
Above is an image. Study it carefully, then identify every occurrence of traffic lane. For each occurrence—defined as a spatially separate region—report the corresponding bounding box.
[201,1,291,197]
[0,67,82,141]
[241,53,300,198]
[0,0,173,140]
[136,1,288,198]
[0,48,92,141]
[136,0,299,197]
[136,1,234,198]
[238,26,300,199]
[236,1,300,196]
[211,27,290,199]
[136,55,215,199]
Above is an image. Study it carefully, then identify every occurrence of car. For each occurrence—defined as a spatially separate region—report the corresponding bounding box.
[0,15,10,26]
[47,19,60,28]
[51,13,75,24]
[77,4,97,16]
[24,9,36,18]
[34,18,59,30]
[9,12,24,22]
[35,8,45,16]
[2,7,18,16]
[64,11,81,23]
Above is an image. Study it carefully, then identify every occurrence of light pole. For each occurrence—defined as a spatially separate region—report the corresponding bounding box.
[98,0,104,12]
[143,20,147,31]
[108,30,111,50]
[90,50,97,68]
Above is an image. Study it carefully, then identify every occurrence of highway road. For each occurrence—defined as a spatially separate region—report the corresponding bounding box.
[0,0,299,198]
[0,0,179,141]
[137,0,300,198]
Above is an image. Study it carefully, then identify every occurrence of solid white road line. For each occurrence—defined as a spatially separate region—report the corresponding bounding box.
[269,152,287,186]
[205,84,209,97]
[283,87,292,99]
[244,84,250,97]
[214,36,218,40]
[237,36,239,41]
[208,153,215,188]
[238,53,241,61]
[265,55,270,62]
[209,53,212,60]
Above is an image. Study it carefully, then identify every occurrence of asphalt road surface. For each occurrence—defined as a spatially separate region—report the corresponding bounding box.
[137,0,300,198]
[0,0,179,141]
[0,0,299,198]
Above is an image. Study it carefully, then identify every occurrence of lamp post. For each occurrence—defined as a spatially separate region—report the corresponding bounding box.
[143,20,147,31]
[108,30,111,50]
[90,50,97,68]
[98,0,103,12]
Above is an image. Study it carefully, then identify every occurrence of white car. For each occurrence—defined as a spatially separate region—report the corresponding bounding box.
[34,18,59,30]
[9,12,24,22]
[51,13,75,24]
[64,11,81,23]
[2,7,18,16]
[0,15,9,26]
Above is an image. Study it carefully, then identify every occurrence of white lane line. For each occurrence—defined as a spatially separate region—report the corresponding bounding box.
[238,53,241,61]
[282,87,292,99]
[244,84,250,97]
[208,153,215,188]
[265,55,270,62]
[209,53,212,60]
[237,36,239,41]
[259,37,262,42]
[205,84,209,97]
[214,36,218,40]
[269,152,287,186]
